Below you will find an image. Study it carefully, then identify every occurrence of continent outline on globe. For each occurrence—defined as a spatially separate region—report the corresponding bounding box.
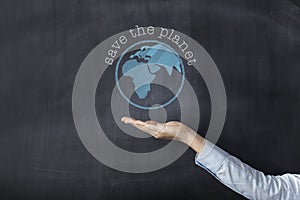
[115,40,186,110]
[122,43,183,99]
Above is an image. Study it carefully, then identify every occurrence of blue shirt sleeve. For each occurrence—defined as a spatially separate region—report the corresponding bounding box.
[195,140,300,200]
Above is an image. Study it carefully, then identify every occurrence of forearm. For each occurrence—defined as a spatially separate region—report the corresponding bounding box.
[188,134,206,153]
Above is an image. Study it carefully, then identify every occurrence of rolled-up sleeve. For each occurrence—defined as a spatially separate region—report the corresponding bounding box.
[195,140,300,200]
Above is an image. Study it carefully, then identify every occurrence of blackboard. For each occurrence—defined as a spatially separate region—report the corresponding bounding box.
[1,0,300,199]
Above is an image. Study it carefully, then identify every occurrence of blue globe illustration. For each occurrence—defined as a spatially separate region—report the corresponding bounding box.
[115,40,185,110]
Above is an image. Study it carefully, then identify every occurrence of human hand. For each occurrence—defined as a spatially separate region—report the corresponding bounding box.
[121,117,205,153]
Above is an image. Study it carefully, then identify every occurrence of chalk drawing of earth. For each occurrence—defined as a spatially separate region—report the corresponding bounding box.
[122,43,183,99]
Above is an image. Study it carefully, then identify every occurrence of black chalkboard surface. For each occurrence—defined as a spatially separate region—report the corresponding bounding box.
[1,0,300,199]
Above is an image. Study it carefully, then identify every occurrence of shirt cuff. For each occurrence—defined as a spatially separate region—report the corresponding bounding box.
[194,139,230,174]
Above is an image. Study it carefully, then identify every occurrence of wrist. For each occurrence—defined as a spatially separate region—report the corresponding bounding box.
[175,124,205,153]
[180,126,205,153]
